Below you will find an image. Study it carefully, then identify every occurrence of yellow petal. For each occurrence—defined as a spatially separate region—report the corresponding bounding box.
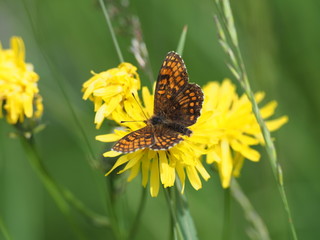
[254,91,265,103]
[103,151,122,157]
[141,152,150,187]
[175,164,186,193]
[195,162,210,181]
[94,103,107,128]
[220,139,233,188]
[266,116,288,131]
[93,85,123,97]
[260,100,278,119]
[233,153,245,177]
[150,155,160,197]
[105,154,129,176]
[96,133,122,142]
[142,86,153,115]
[127,162,141,182]
[118,151,143,173]
[231,140,260,162]
[186,166,202,190]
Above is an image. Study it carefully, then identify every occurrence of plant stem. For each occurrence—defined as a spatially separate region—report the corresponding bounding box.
[98,0,124,63]
[222,187,231,240]
[129,187,147,240]
[164,187,184,240]
[214,1,298,239]
[20,135,86,240]
[231,179,270,240]
[176,25,188,56]
[0,216,12,240]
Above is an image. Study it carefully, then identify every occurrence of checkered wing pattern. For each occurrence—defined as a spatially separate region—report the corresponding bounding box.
[154,51,203,126]
[150,125,184,150]
[154,52,189,117]
[168,83,203,126]
[112,126,155,153]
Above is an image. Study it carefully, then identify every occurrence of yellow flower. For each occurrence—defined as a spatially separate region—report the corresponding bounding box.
[97,86,210,197]
[203,79,288,188]
[82,62,140,129]
[0,36,43,124]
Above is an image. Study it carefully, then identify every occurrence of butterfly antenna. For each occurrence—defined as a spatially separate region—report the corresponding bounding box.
[131,92,149,120]
[119,93,149,124]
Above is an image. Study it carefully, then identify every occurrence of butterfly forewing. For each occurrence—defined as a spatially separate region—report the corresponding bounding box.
[154,52,189,117]
[112,126,155,153]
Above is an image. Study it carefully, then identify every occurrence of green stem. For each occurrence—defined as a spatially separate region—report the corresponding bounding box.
[222,187,231,240]
[163,183,198,240]
[61,188,110,227]
[0,216,12,240]
[164,187,184,240]
[105,177,123,240]
[20,135,87,240]
[21,0,96,167]
[98,0,124,63]
[129,187,147,240]
[231,179,270,240]
[214,1,298,239]
[241,75,298,240]
[176,25,188,56]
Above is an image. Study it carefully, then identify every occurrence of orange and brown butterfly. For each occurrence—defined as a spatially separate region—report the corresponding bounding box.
[112,51,204,153]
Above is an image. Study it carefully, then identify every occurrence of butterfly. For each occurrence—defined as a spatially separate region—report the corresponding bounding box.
[112,51,204,153]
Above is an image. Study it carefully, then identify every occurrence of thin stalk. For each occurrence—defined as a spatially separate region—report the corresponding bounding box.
[222,188,231,240]
[98,0,124,63]
[128,187,147,240]
[21,0,96,166]
[231,179,270,240]
[61,188,110,227]
[176,25,188,56]
[163,187,184,240]
[214,1,298,239]
[105,176,123,240]
[20,135,86,240]
[0,216,12,240]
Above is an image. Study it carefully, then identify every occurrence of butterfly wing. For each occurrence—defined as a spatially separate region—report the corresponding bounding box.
[154,52,189,116]
[154,51,204,127]
[150,125,184,150]
[112,126,155,153]
[168,83,203,126]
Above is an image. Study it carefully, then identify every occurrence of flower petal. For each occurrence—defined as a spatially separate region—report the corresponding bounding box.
[150,155,160,197]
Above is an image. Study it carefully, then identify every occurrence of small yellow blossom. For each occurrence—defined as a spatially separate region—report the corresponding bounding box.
[0,36,43,124]
[203,79,288,188]
[97,86,211,197]
[82,63,140,129]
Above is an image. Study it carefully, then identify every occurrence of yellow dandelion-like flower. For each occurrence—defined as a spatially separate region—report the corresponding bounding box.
[82,62,140,129]
[97,86,211,197]
[203,79,288,188]
[0,36,43,124]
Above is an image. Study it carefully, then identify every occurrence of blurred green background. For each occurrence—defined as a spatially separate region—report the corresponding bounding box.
[1,0,319,239]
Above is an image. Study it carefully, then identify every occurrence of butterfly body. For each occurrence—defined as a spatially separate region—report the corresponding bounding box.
[112,51,203,153]
[149,115,192,136]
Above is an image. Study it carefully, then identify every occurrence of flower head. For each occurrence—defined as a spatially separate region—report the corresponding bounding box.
[0,37,43,124]
[97,86,210,197]
[203,79,288,188]
[82,62,140,129]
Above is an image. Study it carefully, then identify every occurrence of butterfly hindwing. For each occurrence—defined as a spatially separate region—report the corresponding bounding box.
[167,83,204,126]
[151,125,184,150]
[112,126,155,153]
